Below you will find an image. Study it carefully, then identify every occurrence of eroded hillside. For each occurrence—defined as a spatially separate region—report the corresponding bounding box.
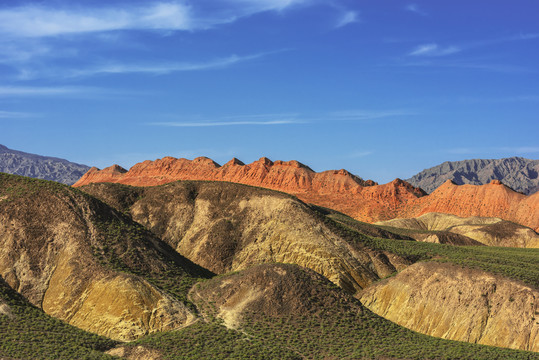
[81,181,412,295]
[360,262,539,351]
[0,173,211,341]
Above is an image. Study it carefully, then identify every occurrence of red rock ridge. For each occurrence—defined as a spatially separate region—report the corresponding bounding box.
[74,156,378,194]
[403,179,539,232]
[73,157,538,231]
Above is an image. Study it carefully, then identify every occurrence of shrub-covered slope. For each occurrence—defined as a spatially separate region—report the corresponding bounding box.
[114,263,539,360]
[0,173,211,341]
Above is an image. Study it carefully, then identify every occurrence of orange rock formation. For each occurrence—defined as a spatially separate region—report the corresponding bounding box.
[73,157,539,231]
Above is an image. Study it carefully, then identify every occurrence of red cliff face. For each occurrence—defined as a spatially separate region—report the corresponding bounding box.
[73,158,538,231]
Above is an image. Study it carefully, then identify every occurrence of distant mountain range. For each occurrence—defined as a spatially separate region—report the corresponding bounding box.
[0,144,90,185]
[407,157,539,195]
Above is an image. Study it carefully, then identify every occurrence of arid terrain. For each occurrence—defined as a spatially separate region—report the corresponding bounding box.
[1,155,538,359]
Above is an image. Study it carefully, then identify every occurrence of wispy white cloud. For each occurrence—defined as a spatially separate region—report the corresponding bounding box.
[221,0,312,14]
[14,51,282,80]
[0,86,88,96]
[335,10,359,28]
[149,119,301,127]
[405,4,427,16]
[0,110,35,118]
[407,32,539,59]
[59,53,268,78]
[409,43,461,57]
[0,1,315,39]
[0,3,194,38]
[349,150,373,158]
[402,60,536,73]
[148,109,413,128]
[0,85,143,98]
[327,109,416,120]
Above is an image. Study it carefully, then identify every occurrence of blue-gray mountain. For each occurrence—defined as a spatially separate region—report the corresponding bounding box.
[407,157,539,195]
[0,144,90,185]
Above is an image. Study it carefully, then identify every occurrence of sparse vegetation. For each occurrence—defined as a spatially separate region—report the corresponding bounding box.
[129,321,301,359]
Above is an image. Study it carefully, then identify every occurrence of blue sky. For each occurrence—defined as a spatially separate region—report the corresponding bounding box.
[1,0,538,183]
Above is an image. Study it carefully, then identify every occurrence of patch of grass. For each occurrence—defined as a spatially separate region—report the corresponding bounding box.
[129,321,300,359]
[238,310,539,360]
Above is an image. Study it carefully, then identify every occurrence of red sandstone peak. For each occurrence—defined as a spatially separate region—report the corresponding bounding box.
[274,160,313,171]
[104,164,127,174]
[364,180,378,186]
[224,158,245,166]
[255,157,274,166]
[336,169,351,176]
[193,157,220,167]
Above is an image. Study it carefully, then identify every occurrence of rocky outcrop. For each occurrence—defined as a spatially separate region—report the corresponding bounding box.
[359,262,539,352]
[407,157,539,195]
[0,174,203,341]
[0,144,90,185]
[377,212,539,248]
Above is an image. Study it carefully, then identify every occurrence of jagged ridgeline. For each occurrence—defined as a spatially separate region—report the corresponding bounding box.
[407,157,539,195]
[1,174,539,359]
[0,144,90,185]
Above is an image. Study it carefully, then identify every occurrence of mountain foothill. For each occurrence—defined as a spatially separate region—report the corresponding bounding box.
[0,147,538,359]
